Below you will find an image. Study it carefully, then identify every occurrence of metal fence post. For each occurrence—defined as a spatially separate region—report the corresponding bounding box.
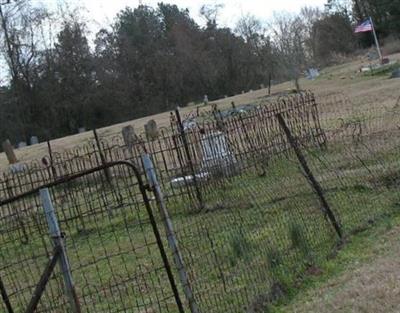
[0,276,13,313]
[276,114,343,240]
[93,129,112,184]
[40,188,82,313]
[174,108,204,209]
[142,154,201,313]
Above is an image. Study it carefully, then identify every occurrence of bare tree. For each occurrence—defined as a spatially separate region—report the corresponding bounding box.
[271,13,308,91]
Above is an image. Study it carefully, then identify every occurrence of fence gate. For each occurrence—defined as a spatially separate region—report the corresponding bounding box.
[0,161,184,313]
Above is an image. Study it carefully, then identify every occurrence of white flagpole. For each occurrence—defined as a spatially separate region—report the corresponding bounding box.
[370,16,383,61]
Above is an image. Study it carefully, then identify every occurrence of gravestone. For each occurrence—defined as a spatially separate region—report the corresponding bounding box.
[306,68,320,80]
[144,120,159,141]
[30,136,39,145]
[391,68,400,79]
[122,125,137,149]
[200,131,237,177]
[78,127,86,134]
[2,140,18,164]
[18,142,27,148]
[203,95,209,106]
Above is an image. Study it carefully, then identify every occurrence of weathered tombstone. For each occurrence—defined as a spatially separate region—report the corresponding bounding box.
[306,68,320,80]
[122,125,137,149]
[78,127,86,134]
[200,131,237,177]
[30,136,39,145]
[260,84,265,89]
[391,68,400,79]
[203,95,209,106]
[144,119,159,141]
[2,139,18,164]
[18,141,27,148]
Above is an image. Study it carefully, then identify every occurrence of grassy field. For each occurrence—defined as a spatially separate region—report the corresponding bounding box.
[0,52,399,171]
[2,137,400,312]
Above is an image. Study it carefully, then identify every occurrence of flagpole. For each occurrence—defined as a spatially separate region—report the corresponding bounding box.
[370,16,383,61]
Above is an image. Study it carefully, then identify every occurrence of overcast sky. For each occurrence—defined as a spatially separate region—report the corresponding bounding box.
[32,0,327,30]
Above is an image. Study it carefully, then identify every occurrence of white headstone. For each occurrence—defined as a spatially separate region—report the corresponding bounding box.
[30,136,39,145]
[200,131,237,176]
[204,95,209,105]
[18,142,27,148]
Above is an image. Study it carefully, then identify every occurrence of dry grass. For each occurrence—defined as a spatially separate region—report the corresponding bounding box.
[272,220,400,313]
[1,53,400,171]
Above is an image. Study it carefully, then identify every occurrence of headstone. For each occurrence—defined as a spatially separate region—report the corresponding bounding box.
[260,84,265,89]
[306,68,320,80]
[122,125,137,149]
[391,68,400,79]
[144,119,159,141]
[200,131,237,177]
[30,136,39,145]
[203,95,209,106]
[78,127,86,134]
[2,139,18,164]
[10,163,25,173]
[367,50,379,61]
[18,142,27,148]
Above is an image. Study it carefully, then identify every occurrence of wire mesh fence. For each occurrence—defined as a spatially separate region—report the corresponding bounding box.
[1,91,400,312]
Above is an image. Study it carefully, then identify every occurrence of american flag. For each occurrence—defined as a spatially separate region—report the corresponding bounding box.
[355,19,373,33]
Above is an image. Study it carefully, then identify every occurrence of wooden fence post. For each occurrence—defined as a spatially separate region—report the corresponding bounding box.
[40,188,82,313]
[142,154,201,313]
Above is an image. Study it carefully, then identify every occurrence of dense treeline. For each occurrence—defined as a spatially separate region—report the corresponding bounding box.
[0,0,398,145]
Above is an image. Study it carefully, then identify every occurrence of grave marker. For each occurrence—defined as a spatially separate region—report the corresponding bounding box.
[30,136,39,145]
[122,125,136,149]
[144,120,159,141]
[2,140,18,164]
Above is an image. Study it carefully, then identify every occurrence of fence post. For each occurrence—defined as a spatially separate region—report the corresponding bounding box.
[0,276,13,313]
[93,129,112,184]
[174,108,204,209]
[142,154,201,313]
[276,114,342,240]
[40,188,82,313]
[47,140,57,179]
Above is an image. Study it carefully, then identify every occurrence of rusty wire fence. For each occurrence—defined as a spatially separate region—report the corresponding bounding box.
[1,91,400,312]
